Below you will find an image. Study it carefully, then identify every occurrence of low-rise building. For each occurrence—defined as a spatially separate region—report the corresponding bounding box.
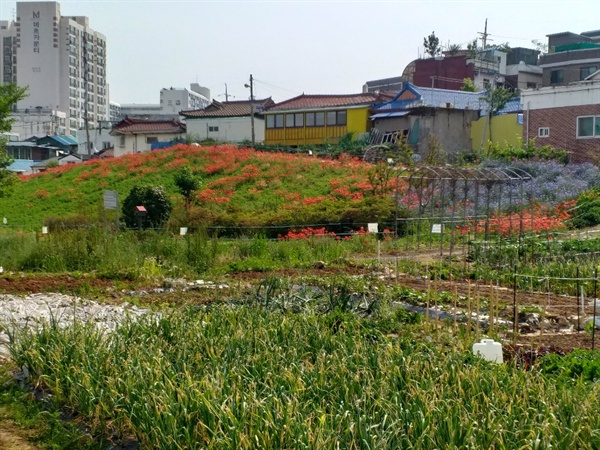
[263,93,390,147]
[181,98,274,143]
[109,117,186,156]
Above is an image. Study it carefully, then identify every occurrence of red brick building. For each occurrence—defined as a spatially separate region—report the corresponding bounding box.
[521,79,600,163]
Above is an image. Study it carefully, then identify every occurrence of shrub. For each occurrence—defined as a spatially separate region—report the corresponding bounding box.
[568,190,600,229]
[122,186,172,229]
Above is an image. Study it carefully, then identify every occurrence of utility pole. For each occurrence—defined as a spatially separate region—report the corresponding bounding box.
[224,83,230,101]
[478,18,491,49]
[245,74,255,146]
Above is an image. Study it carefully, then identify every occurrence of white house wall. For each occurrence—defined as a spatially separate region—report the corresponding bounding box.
[186,117,265,143]
[115,132,184,157]
[521,81,600,109]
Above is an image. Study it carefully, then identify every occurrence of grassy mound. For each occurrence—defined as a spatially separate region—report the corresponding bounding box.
[0,145,395,231]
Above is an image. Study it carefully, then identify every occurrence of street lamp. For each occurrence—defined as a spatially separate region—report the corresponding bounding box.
[244,74,255,146]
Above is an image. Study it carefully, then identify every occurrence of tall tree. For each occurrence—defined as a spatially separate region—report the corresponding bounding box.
[0,83,28,197]
[423,32,441,58]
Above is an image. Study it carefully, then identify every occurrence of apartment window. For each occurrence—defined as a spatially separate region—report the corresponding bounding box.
[146,137,158,144]
[326,110,347,126]
[577,116,600,138]
[581,66,598,80]
[538,127,550,138]
[550,69,564,84]
[208,126,219,132]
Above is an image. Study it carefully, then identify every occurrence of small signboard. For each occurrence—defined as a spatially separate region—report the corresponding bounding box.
[368,223,378,233]
[431,224,443,234]
[42,226,48,234]
[103,190,118,210]
[180,227,188,236]
[2,217,6,225]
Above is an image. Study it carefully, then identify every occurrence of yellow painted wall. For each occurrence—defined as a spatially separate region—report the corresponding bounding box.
[471,114,522,151]
[265,106,371,146]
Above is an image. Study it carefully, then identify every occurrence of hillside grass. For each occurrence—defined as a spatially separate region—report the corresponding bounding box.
[0,144,395,231]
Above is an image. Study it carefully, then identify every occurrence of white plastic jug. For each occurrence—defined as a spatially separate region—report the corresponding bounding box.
[472,339,503,363]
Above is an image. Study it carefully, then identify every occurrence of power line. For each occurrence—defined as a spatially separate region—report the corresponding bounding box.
[253,78,302,96]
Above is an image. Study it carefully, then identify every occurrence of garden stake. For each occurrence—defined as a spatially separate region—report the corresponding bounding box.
[453,280,458,329]
[467,281,472,332]
[577,267,580,332]
[489,282,494,334]
[475,279,480,340]
[593,269,597,350]
[513,265,518,344]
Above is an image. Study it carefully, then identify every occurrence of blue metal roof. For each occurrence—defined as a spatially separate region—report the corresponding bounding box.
[46,135,78,145]
[373,83,488,114]
[6,159,37,173]
[496,97,522,115]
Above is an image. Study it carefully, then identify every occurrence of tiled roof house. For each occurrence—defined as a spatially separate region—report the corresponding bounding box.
[263,93,392,146]
[110,117,186,156]
[181,98,274,143]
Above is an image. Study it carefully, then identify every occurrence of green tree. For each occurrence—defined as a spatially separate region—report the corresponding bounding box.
[423,32,441,58]
[480,86,515,144]
[447,43,461,56]
[122,185,173,229]
[460,78,478,92]
[0,83,28,197]
[466,39,478,59]
[174,166,201,211]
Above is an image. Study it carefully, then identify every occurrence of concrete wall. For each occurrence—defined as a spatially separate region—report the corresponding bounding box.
[115,132,184,157]
[187,116,265,143]
[373,108,479,158]
[470,113,523,151]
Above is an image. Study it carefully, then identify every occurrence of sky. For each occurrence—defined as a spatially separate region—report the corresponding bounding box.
[1,0,599,105]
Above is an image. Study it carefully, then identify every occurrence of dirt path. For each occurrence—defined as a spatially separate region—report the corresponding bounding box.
[0,413,39,450]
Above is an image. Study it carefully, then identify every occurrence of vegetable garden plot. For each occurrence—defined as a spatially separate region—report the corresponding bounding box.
[512,272,600,348]
[395,166,533,262]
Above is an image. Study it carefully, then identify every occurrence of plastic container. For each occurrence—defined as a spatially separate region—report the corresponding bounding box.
[472,339,503,363]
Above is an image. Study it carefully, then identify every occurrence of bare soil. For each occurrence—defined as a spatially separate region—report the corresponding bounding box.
[1,262,595,354]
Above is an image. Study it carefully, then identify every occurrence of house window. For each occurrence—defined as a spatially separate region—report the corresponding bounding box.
[285,113,304,128]
[208,126,219,132]
[285,114,295,128]
[526,82,537,89]
[146,136,158,144]
[538,127,550,138]
[580,66,598,80]
[577,116,600,138]
[306,112,325,127]
[550,70,564,84]
[102,141,111,149]
[119,135,125,147]
[267,114,284,128]
[326,110,347,126]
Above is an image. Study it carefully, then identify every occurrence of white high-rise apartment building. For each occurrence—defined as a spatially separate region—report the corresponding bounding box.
[0,2,108,138]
